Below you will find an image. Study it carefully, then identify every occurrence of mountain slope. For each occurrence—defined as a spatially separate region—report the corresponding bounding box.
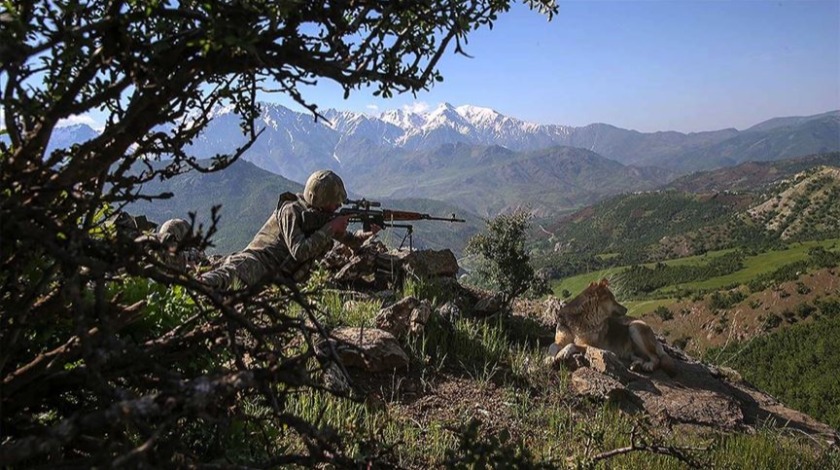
[667,152,840,193]
[349,144,671,217]
[746,166,840,240]
[657,112,840,172]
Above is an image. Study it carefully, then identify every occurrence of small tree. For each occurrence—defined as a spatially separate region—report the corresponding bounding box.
[465,209,541,309]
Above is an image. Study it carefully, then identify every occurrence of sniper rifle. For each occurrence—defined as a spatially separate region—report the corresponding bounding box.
[302,198,466,250]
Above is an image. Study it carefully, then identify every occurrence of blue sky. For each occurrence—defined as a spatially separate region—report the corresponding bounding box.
[272,0,840,133]
[48,1,838,133]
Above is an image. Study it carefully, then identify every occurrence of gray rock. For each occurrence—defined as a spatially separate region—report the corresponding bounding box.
[379,249,460,279]
[571,367,643,413]
[558,347,839,444]
[584,347,632,384]
[375,296,432,338]
[331,327,409,372]
[437,301,462,323]
[473,292,504,316]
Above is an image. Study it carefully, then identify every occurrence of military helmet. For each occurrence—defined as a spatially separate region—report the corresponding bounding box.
[158,218,191,244]
[303,170,347,209]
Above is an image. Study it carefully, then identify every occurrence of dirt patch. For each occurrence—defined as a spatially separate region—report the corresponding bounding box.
[641,268,840,354]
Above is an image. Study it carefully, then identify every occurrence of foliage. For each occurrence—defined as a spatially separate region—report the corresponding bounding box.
[618,252,744,296]
[712,310,840,430]
[808,246,840,268]
[0,0,557,465]
[654,306,674,321]
[706,290,747,311]
[465,210,543,308]
[444,419,551,469]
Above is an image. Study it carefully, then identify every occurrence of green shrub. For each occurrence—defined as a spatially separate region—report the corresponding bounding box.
[465,210,541,309]
[713,314,840,429]
[654,306,674,321]
[761,313,782,331]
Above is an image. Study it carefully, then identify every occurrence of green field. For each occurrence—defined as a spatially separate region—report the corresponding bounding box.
[658,239,840,294]
[624,298,678,317]
[550,239,840,302]
[550,248,738,298]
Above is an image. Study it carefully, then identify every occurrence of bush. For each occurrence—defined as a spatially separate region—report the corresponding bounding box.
[465,210,541,309]
[795,303,816,320]
[654,306,674,321]
[762,313,783,331]
[708,290,746,310]
[795,282,812,295]
[816,298,840,317]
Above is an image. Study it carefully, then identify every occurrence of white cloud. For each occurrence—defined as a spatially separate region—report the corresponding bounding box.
[57,114,99,128]
[365,104,379,112]
[402,101,430,114]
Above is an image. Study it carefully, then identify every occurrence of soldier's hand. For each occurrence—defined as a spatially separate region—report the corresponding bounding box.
[326,215,351,236]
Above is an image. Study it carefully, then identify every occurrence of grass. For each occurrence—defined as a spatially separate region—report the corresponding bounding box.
[623,298,678,318]
[550,239,840,301]
[658,239,840,294]
[267,276,840,468]
[549,249,738,299]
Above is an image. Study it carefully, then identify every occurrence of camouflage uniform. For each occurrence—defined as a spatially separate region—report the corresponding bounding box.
[201,170,365,290]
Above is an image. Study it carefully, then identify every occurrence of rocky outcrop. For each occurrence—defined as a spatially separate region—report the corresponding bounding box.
[331,327,409,372]
[554,345,839,444]
[377,248,460,279]
[374,296,432,338]
[323,241,460,288]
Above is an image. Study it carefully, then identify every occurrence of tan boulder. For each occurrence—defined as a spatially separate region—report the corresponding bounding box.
[374,296,432,338]
[331,327,409,372]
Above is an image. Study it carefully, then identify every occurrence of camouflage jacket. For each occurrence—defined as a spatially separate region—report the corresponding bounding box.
[245,192,365,281]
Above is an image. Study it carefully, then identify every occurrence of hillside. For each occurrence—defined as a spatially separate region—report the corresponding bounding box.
[532,155,840,275]
[349,144,671,217]
[534,190,757,271]
[667,152,840,193]
[746,166,840,240]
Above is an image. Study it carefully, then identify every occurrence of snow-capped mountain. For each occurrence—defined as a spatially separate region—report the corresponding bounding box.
[347,102,574,151]
[187,103,342,182]
[35,103,840,192]
[47,124,101,156]
[31,103,839,218]
[187,102,590,182]
[180,103,840,189]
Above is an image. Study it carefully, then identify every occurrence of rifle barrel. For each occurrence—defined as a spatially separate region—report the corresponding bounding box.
[382,210,465,223]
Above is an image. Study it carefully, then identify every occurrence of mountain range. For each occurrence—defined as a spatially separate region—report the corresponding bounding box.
[183,103,839,180]
[46,104,839,218]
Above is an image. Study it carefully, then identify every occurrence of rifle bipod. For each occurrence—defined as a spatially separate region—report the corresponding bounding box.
[390,223,414,251]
